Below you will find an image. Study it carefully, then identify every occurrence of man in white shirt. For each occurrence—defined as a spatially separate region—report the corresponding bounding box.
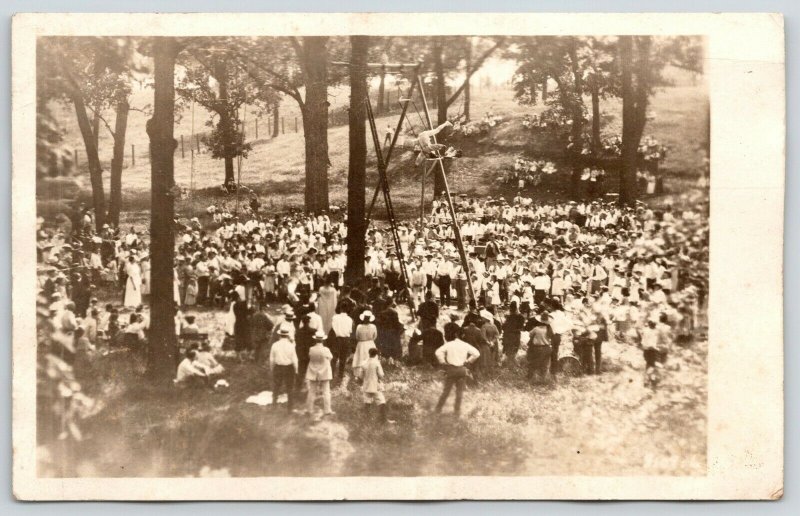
[434,324,481,417]
[533,270,552,305]
[436,257,454,306]
[175,349,208,387]
[422,255,437,291]
[329,307,353,381]
[269,324,298,412]
[548,307,571,376]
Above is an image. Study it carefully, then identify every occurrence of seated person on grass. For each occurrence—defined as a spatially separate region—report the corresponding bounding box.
[195,341,225,376]
[175,349,209,387]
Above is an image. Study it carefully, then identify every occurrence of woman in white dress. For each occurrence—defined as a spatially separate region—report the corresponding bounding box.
[123,257,142,307]
[316,279,338,334]
[352,311,377,380]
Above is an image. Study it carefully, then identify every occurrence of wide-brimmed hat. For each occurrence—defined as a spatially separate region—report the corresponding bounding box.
[360,310,375,322]
[277,323,292,336]
[479,309,493,321]
[313,330,327,341]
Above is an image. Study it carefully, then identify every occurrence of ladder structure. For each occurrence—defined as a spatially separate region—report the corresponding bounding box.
[333,60,477,315]
[364,93,416,316]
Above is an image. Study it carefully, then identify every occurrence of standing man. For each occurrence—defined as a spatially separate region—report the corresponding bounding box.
[328,306,354,382]
[526,314,552,382]
[410,261,427,305]
[305,330,335,418]
[434,324,480,417]
[250,305,274,363]
[269,323,298,413]
[362,348,395,424]
[417,291,440,331]
[436,256,453,307]
[233,294,251,360]
[502,301,525,363]
[547,303,571,376]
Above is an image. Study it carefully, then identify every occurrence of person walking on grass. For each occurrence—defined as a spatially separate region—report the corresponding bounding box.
[434,324,480,417]
[305,330,335,419]
[362,348,395,424]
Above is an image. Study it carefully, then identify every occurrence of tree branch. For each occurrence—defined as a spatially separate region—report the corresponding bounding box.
[128,105,151,115]
[86,104,116,139]
[185,48,218,79]
[234,56,304,107]
[445,38,504,108]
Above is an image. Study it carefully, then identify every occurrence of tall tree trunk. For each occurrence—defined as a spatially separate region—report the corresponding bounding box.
[619,36,652,206]
[591,80,601,155]
[214,60,236,186]
[69,90,106,231]
[272,103,280,137]
[618,36,638,206]
[569,38,585,200]
[301,36,330,213]
[146,38,180,381]
[433,38,448,197]
[464,39,472,121]
[434,40,448,126]
[377,70,386,114]
[108,99,129,226]
[345,36,369,285]
[92,109,100,150]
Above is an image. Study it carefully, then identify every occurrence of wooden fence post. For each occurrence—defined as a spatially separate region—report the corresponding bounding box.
[131,144,135,166]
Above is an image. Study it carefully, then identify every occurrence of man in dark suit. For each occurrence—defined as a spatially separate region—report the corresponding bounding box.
[417,291,440,331]
[250,306,274,363]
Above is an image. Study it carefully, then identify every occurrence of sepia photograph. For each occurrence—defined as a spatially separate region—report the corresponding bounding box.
[11,12,784,500]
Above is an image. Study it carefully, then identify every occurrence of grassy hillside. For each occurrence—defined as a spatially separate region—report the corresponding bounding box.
[51,78,707,227]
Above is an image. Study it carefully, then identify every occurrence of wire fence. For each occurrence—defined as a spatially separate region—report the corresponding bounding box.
[70,84,440,171]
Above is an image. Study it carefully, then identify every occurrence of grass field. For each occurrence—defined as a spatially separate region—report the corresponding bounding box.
[40,308,707,478]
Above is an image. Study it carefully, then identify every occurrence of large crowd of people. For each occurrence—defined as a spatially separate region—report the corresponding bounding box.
[37,189,709,418]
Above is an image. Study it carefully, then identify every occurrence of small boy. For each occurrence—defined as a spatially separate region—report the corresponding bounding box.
[362,348,395,424]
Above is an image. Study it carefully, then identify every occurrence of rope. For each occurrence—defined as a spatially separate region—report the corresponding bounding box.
[395,86,419,138]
